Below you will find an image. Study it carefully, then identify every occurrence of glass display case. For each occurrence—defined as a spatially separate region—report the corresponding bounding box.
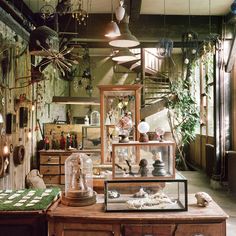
[82,125,101,150]
[61,153,96,206]
[104,173,187,212]
[98,85,142,164]
[112,141,175,179]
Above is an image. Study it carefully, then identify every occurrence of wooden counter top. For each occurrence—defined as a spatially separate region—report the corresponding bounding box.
[47,194,228,224]
[39,149,100,154]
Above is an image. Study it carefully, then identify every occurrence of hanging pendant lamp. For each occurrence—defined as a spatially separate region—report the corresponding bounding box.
[112,48,137,62]
[115,0,125,22]
[105,21,121,38]
[109,15,139,48]
[105,0,120,37]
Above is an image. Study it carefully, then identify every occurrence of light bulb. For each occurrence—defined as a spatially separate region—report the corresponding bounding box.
[3,143,9,155]
[184,58,189,64]
[32,103,35,111]
[28,129,32,139]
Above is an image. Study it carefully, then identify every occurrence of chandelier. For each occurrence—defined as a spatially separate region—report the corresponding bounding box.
[56,0,89,26]
[72,0,88,25]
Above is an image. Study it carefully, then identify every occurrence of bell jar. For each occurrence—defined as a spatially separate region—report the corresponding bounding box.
[62,153,96,206]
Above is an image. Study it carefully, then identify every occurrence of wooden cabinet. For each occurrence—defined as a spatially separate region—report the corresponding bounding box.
[47,195,228,236]
[123,224,175,236]
[0,211,47,236]
[175,223,225,236]
[49,222,119,236]
[39,150,100,185]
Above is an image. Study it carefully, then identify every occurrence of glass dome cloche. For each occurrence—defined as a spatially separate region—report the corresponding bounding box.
[61,153,96,206]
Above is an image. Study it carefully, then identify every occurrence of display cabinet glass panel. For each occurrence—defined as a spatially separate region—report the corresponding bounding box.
[112,141,175,180]
[98,85,142,164]
[104,173,187,212]
[82,125,101,150]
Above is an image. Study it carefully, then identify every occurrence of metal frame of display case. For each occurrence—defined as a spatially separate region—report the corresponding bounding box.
[98,85,142,164]
[104,175,188,212]
[112,141,176,180]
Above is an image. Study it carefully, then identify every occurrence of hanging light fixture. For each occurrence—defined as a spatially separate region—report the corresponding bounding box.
[105,0,120,38]
[109,15,140,48]
[157,0,173,59]
[231,0,236,14]
[115,0,125,22]
[112,48,137,62]
[72,0,89,25]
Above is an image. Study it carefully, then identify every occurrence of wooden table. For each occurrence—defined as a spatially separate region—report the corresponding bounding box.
[0,210,47,236]
[47,194,228,236]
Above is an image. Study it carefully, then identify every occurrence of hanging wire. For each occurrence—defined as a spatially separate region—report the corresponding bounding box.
[188,0,191,28]
[163,0,166,37]
[209,0,211,35]
[111,0,114,21]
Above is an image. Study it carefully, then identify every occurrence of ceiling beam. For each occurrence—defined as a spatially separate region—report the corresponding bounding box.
[124,0,142,21]
[10,0,36,26]
[56,14,221,48]
[130,0,142,21]
[0,7,29,41]
[0,0,36,32]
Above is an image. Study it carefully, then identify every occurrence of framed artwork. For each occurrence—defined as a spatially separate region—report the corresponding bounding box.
[6,113,16,134]
[19,107,28,128]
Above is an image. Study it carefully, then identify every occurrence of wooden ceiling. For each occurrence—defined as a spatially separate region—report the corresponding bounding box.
[22,0,232,16]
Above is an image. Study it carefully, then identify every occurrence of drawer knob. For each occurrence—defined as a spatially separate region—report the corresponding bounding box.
[47,157,51,162]
[192,234,205,236]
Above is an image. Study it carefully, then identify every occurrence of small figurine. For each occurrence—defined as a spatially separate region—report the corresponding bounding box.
[138,159,148,177]
[105,113,111,125]
[71,158,88,193]
[195,192,212,207]
[66,109,72,124]
[108,190,120,199]
[60,132,66,150]
[133,187,148,198]
[152,152,166,176]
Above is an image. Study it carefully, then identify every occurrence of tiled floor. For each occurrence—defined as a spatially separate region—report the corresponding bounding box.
[183,171,236,236]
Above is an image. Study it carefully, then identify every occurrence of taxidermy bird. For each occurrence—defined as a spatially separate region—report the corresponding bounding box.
[87,138,101,146]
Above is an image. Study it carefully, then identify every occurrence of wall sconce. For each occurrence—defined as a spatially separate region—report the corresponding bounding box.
[28,128,32,140]
[0,113,3,123]
[3,142,9,156]
[31,102,35,112]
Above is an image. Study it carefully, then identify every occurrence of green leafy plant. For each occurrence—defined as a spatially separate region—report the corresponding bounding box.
[167,77,199,170]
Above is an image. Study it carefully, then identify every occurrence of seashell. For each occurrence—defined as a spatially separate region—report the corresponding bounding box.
[195,192,212,207]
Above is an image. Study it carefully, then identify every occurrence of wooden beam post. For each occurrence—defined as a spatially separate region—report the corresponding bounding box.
[226,29,236,73]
